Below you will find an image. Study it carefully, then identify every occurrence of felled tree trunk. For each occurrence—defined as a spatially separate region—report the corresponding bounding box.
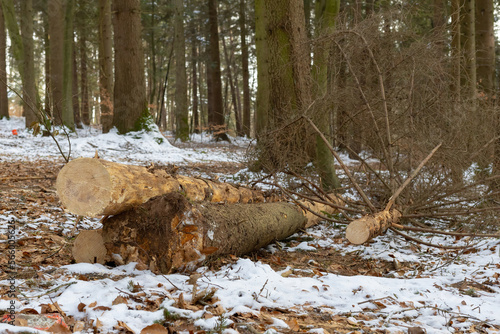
[345,209,401,245]
[99,192,315,273]
[56,158,267,217]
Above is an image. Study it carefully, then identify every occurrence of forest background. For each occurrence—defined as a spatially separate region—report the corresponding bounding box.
[0,0,499,202]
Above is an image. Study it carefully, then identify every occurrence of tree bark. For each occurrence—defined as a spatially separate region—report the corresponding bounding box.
[345,209,401,245]
[475,0,494,97]
[173,0,189,141]
[62,0,75,129]
[207,0,226,139]
[255,0,269,136]
[112,0,147,134]
[0,3,8,119]
[48,0,64,125]
[190,19,199,133]
[21,0,38,127]
[98,0,113,132]
[56,158,268,217]
[73,191,339,273]
[239,0,251,137]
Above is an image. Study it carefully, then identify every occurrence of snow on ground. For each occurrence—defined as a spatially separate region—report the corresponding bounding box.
[1,117,499,333]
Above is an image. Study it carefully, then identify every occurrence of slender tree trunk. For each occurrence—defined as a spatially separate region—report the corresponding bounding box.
[43,3,50,117]
[207,0,226,138]
[222,36,242,136]
[173,0,189,141]
[239,0,251,137]
[0,3,8,119]
[72,45,80,127]
[48,0,64,125]
[451,0,461,102]
[191,23,199,134]
[148,0,157,107]
[112,0,147,134]
[475,0,494,97]
[98,0,113,133]
[255,0,269,136]
[460,0,476,103]
[21,0,38,127]
[61,0,75,129]
[79,17,90,125]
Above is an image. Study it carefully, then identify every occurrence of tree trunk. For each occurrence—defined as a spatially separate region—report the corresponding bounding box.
[56,158,269,217]
[99,0,113,132]
[0,3,8,119]
[112,0,147,134]
[345,209,401,245]
[62,0,75,129]
[173,0,189,141]
[72,193,339,273]
[475,0,494,97]
[79,14,90,126]
[21,0,38,127]
[72,45,80,127]
[239,0,251,137]
[207,0,226,139]
[460,0,476,103]
[222,36,242,136]
[102,193,311,273]
[255,0,269,136]
[451,0,461,102]
[48,0,64,125]
[191,22,199,133]
[312,0,340,191]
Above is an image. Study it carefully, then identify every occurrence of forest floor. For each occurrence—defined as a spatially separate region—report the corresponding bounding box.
[0,117,500,334]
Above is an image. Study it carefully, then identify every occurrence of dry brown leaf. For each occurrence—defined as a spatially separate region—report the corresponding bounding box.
[115,320,135,333]
[77,303,86,312]
[140,323,169,334]
[73,321,85,332]
[88,301,97,308]
[286,318,300,331]
[113,295,129,305]
[46,322,72,334]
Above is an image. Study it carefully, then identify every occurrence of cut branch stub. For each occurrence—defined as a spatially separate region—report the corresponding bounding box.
[56,158,266,217]
[345,209,401,244]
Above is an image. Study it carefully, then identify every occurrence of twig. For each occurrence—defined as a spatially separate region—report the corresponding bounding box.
[384,143,442,211]
[253,279,268,302]
[402,206,500,218]
[391,224,500,238]
[390,227,475,249]
[302,115,377,213]
[162,275,180,290]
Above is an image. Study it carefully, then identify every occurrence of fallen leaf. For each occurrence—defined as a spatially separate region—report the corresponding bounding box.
[113,296,129,305]
[140,323,169,334]
[286,318,300,331]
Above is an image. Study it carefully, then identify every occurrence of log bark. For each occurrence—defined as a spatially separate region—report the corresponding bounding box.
[72,192,329,273]
[345,209,401,245]
[56,158,266,217]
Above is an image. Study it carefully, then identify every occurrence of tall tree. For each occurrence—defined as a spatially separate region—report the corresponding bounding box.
[239,0,251,137]
[460,0,476,103]
[78,0,90,125]
[475,0,494,97]
[207,0,226,138]
[312,0,341,190]
[98,0,113,133]
[254,0,269,136]
[21,0,38,127]
[112,0,147,134]
[0,2,7,119]
[48,0,65,125]
[190,19,199,134]
[61,0,75,129]
[173,0,189,141]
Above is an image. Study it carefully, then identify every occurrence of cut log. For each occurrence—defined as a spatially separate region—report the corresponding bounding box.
[345,209,401,244]
[56,158,266,217]
[71,193,340,271]
[72,229,107,264]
